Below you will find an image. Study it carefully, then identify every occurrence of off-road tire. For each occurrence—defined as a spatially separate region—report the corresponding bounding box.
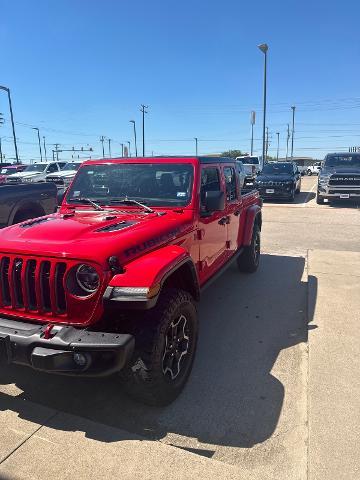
[237,223,261,273]
[289,187,296,202]
[121,289,198,406]
[316,192,325,205]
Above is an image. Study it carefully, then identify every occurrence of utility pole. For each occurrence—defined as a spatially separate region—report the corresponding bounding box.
[0,86,19,164]
[194,137,198,156]
[43,136,47,161]
[291,106,296,160]
[265,127,269,160]
[285,124,290,161]
[53,143,60,161]
[108,138,112,157]
[120,143,124,157]
[127,141,131,156]
[0,137,3,164]
[140,104,148,156]
[250,111,256,155]
[100,136,105,158]
[130,120,138,157]
[276,132,280,161]
[32,127,43,162]
[258,44,268,166]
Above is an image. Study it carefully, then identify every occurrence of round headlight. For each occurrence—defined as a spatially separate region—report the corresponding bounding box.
[75,264,100,293]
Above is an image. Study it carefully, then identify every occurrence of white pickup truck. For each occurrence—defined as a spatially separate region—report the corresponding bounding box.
[306,164,321,176]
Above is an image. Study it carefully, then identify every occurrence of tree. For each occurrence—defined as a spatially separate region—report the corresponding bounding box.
[221,149,247,158]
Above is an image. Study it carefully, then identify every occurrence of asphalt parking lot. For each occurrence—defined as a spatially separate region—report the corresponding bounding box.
[0,175,359,480]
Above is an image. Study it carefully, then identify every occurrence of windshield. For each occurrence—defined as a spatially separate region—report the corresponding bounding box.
[61,162,82,171]
[0,168,16,175]
[240,157,259,165]
[262,163,293,175]
[66,163,194,207]
[24,164,47,172]
[324,154,360,168]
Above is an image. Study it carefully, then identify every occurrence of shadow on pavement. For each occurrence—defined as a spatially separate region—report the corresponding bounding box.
[263,191,315,204]
[0,254,317,454]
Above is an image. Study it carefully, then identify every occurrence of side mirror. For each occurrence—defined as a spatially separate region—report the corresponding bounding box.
[204,190,225,213]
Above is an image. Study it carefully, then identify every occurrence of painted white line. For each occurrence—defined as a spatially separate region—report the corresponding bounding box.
[302,181,317,207]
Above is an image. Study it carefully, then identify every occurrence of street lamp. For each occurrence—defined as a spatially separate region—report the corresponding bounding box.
[43,136,47,161]
[276,132,280,161]
[32,127,43,162]
[0,85,19,163]
[290,106,296,160]
[127,141,131,157]
[194,137,198,156]
[140,105,148,156]
[258,43,268,165]
[129,120,138,157]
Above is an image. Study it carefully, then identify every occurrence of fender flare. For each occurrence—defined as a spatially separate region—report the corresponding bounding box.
[104,245,200,309]
[242,205,262,246]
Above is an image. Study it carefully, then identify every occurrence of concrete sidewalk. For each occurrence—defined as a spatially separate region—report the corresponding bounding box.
[308,250,360,480]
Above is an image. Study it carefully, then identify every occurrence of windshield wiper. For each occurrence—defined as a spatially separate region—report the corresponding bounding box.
[68,197,104,211]
[109,196,154,213]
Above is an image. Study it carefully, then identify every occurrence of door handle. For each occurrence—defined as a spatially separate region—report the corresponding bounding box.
[234,210,241,216]
[218,217,227,226]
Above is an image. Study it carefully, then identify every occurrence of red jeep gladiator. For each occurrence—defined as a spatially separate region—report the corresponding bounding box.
[0,157,262,405]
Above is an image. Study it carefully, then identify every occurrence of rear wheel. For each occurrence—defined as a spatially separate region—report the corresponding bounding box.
[237,223,260,273]
[121,289,198,406]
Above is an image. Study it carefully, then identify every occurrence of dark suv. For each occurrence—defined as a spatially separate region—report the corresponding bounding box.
[254,162,301,201]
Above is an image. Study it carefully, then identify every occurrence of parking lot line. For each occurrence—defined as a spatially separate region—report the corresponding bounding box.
[302,181,317,207]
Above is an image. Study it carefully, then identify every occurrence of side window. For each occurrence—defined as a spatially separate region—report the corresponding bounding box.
[223,167,237,201]
[200,167,220,209]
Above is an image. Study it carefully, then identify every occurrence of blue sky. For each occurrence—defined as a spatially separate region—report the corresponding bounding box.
[1,0,360,162]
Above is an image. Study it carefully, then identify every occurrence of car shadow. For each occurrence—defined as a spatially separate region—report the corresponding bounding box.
[262,191,316,204]
[0,254,317,454]
[326,200,360,209]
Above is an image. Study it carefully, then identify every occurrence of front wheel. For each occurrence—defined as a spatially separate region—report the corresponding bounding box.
[237,224,261,273]
[121,289,198,406]
[316,191,325,205]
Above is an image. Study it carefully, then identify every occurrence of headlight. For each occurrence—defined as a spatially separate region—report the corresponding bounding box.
[75,264,100,293]
[318,175,330,185]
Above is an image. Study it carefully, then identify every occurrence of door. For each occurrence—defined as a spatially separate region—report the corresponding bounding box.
[222,165,242,256]
[198,166,228,283]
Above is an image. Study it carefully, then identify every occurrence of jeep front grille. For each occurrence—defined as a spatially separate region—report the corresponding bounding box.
[0,255,67,315]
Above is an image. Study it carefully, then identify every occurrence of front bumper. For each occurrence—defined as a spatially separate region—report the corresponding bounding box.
[256,187,293,200]
[0,317,134,376]
[318,185,360,199]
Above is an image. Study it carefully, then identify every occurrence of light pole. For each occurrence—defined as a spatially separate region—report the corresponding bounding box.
[0,137,3,164]
[129,120,138,157]
[276,132,280,161]
[43,136,47,161]
[140,104,148,156]
[258,43,268,165]
[32,127,43,162]
[100,136,105,157]
[120,143,124,157]
[194,137,198,156]
[108,138,112,157]
[285,124,290,161]
[127,141,131,157]
[290,106,296,160]
[0,85,19,163]
[250,111,256,156]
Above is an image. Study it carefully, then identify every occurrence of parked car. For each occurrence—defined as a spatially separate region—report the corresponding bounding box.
[46,160,83,188]
[317,152,360,204]
[0,164,26,184]
[254,161,301,201]
[236,155,263,182]
[306,164,321,176]
[0,155,262,406]
[6,161,66,184]
[0,182,57,228]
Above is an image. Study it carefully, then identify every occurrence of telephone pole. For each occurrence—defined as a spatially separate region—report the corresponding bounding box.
[100,136,105,158]
[140,104,148,156]
[194,137,198,156]
[285,124,290,161]
[291,106,296,160]
[43,136,47,161]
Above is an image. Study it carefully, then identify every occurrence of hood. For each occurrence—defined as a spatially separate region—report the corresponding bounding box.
[47,170,77,178]
[322,166,360,175]
[256,174,293,182]
[8,171,45,178]
[0,208,194,268]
